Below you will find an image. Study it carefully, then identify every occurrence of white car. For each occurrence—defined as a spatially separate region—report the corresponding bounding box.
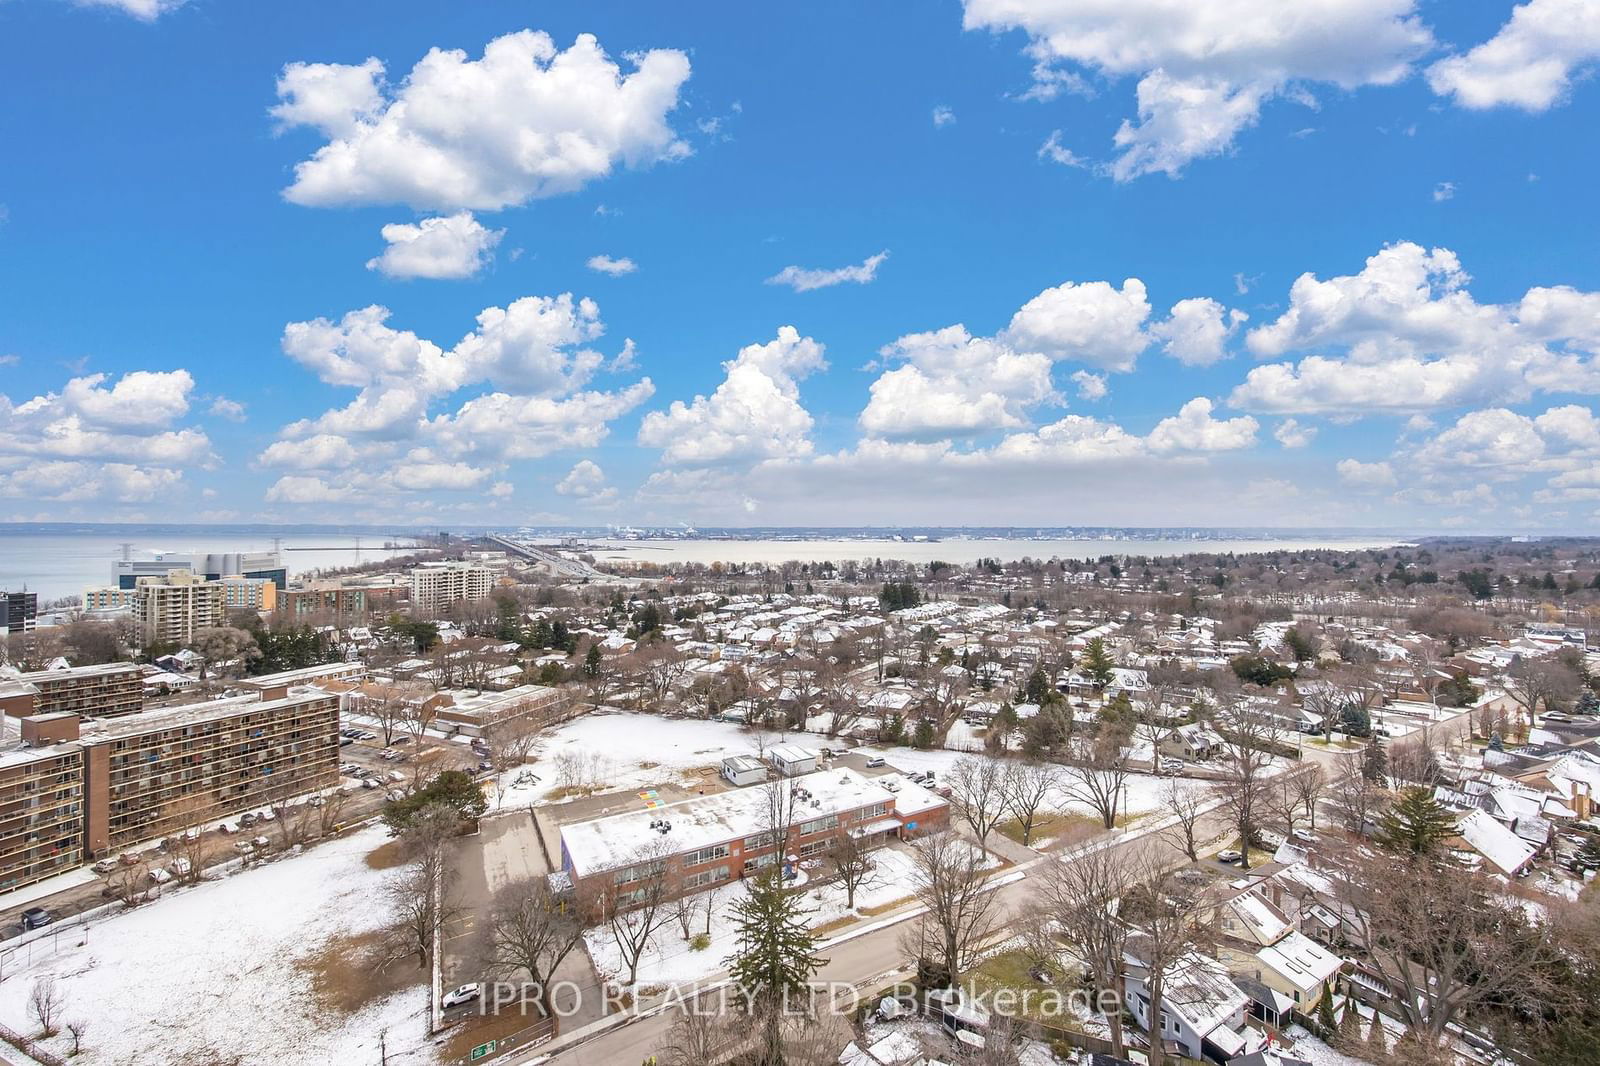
[1216,849,1243,864]
[147,867,173,885]
[252,835,271,849]
[168,858,192,877]
[441,983,480,1009]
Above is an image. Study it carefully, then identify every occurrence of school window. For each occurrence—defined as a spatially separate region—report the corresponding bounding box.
[798,838,831,858]
[684,843,730,866]
[682,865,731,891]
[799,814,838,835]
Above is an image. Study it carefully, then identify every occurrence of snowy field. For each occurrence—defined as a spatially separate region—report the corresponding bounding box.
[586,847,923,989]
[0,826,436,1066]
[490,711,1183,847]
[492,711,777,807]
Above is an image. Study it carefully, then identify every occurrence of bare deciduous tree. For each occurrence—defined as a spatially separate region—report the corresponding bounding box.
[29,975,63,1038]
[902,830,1002,982]
[1215,697,1281,870]
[488,879,585,1010]
[948,754,1010,854]
[585,839,676,988]
[826,828,881,910]
[1329,849,1556,1049]
[1002,759,1061,846]
[1035,845,1135,1058]
[65,1017,88,1056]
[1161,779,1213,861]
[1058,741,1133,832]
[383,804,463,970]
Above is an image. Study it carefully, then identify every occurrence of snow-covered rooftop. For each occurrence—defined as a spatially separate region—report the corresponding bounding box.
[560,767,897,876]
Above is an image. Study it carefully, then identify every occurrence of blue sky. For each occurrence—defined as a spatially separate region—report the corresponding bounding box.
[1,0,1598,530]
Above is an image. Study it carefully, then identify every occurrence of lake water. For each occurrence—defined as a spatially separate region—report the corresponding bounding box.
[0,529,421,603]
[581,536,1403,568]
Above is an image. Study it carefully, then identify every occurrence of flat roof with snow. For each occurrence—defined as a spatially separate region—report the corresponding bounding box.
[560,767,895,876]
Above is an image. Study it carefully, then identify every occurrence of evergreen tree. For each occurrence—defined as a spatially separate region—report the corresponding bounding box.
[1375,786,1456,856]
[1318,986,1338,1032]
[1365,1008,1388,1057]
[583,643,602,678]
[1336,990,1360,1045]
[725,871,828,1064]
[1361,736,1387,783]
[1082,637,1115,689]
[912,718,936,749]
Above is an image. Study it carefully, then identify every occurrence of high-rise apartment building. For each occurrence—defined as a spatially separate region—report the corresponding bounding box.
[0,591,38,634]
[133,570,226,647]
[409,561,496,615]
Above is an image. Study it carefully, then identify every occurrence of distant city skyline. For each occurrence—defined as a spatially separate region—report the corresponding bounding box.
[2,2,1598,530]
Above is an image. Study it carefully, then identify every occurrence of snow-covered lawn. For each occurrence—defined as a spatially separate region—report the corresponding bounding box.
[586,848,923,990]
[492,711,780,806]
[0,826,435,1066]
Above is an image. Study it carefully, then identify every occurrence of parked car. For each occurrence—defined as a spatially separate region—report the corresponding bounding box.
[865,757,887,768]
[340,737,355,747]
[386,789,407,802]
[387,770,406,782]
[118,852,142,867]
[1216,849,1243,864]
[251,835,271,849]
[233,841,256,856]
[148,867,173,885]
[181,828,201,842]
[1160,758,1185,774]
[168,858,192,877]
[441,983,481,1009]
[238,812,258,828]
[256,810,276,823]
[307,794,325,808]
[359,731,378,740]
[361,778,381,790]
[1291,828,1319,845]
[19,907,53,931]
[217,822,236,834]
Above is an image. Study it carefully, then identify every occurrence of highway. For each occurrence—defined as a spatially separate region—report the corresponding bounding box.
[488,535,608,581]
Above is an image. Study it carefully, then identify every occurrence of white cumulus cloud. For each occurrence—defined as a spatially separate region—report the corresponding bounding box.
[963,0,1432,179]
[275,31,691,211]
[639,327,826,464]
[1428,0,1600,112]
[366,212,503,279]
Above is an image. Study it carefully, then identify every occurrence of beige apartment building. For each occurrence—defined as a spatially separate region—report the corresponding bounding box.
[409,561,496,615]
[133,569,226,646]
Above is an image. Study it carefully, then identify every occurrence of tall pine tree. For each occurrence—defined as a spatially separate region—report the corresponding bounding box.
[724,870,829,1064]
[1375,786,1456,856]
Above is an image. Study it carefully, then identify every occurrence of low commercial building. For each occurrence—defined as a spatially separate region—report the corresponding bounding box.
[434,684,573,734]
[409,561,496,615]
[768,744,819,776]
[112,550,285,590]
[558,767,948,905]
[0,663,145,720]
[720,754,768,787]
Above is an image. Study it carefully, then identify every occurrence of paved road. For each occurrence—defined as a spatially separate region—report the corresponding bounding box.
[529,804,1240,1066]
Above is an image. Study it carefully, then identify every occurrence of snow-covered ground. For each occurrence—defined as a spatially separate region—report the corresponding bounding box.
[492,711,780,807]
[0,826,435,1066]
[586,847,923,989]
